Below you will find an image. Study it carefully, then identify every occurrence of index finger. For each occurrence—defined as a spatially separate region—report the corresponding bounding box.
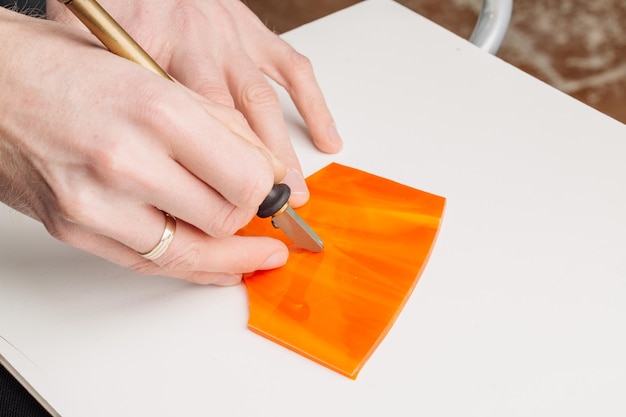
[257,42,343,155]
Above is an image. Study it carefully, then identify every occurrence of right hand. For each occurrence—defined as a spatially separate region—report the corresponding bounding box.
[0,9,289,285]
[47,0,344,208]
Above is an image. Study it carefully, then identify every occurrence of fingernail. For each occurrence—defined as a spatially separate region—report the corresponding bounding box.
[283,168,309,206]
[260,251,288,270]
[328,123,343,147]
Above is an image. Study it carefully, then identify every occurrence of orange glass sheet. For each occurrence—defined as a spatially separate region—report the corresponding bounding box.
[241,163,445,379]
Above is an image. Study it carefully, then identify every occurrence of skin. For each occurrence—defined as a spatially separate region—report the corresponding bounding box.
[0,1,342,285]
[47,0,344,204]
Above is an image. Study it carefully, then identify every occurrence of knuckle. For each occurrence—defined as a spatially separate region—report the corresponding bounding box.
[158,240,202,271]
[139,89,176,126]
[196,84,235,107]
[227,108,249,127]
[52,190,99,231]
[234,250,257,273]
[129,259,161,276]
[41,208,95,251]
[43,214,72,243]
[214,106,249,132]
[236,170,274,209]
[211,151,274,212]
[88,142,134,185]
[241,81,279,108]
[286,51,314,76]
[175,1,226,30]
[178,271,209,285]
[209,206,256,237]
[133,84,185,135]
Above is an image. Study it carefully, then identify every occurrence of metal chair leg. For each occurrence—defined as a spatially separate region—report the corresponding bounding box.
[469,0,513,54]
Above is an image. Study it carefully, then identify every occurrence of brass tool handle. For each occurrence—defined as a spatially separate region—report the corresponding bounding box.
[57,0,171,80]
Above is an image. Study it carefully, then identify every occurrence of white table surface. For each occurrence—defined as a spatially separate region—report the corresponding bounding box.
[2,1,626,415]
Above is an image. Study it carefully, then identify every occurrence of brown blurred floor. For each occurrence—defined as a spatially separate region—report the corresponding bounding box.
[245,0,626,124]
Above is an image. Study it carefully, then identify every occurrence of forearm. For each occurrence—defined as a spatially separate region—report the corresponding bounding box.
[0,8,44,217]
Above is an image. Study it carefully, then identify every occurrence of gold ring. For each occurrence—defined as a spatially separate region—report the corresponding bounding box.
[140,212,176,260]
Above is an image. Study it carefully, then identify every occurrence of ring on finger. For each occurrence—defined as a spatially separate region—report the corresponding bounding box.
[139,212,177,260]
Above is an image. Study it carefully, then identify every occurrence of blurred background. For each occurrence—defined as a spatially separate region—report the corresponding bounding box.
[246,0,626,124]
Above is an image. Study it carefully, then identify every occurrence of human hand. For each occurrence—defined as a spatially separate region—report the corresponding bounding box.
[0,9,288,285]
[48,0,343,208]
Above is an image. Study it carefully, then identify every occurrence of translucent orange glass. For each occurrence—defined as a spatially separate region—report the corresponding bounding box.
[241,163,445,379]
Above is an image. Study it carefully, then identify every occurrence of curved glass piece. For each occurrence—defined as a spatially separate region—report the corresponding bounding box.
[241,163,446,379]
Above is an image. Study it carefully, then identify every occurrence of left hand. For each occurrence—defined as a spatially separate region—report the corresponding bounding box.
[48,0,343,207]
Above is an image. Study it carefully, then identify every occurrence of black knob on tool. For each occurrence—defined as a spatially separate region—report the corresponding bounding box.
[257,183,291,218]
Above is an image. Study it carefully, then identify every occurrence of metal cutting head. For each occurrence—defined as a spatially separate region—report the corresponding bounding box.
[257,184,323,252]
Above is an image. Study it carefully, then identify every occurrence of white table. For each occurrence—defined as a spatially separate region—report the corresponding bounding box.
[2,1,625,415]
